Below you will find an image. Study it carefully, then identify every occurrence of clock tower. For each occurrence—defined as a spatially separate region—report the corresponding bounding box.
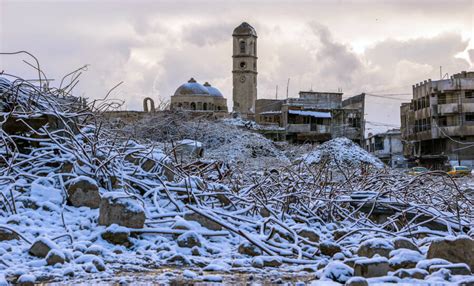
[232,22,257,115]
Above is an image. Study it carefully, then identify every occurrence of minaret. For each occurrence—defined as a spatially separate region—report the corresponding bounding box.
[232,22,257,115]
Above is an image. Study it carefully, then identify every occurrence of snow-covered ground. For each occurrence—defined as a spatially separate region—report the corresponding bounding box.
[1,75,474,285]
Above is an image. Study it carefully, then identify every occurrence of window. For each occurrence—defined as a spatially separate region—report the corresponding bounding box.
[348,117,360,128]
[239,41,246,53]
[466,91,474,98]
[374,137,383,151]
[438,94,446,104]
[466,113,474,121]
[438,116,447,127]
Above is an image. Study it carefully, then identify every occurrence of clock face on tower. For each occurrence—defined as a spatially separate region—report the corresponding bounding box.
[239,75,246,83]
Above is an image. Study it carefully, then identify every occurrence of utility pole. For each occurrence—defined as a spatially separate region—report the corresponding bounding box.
[286,78,290,99]
[275,85,278,99]
[440,66,442,80]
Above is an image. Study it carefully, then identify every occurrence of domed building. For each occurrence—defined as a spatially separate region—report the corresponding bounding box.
[170,78,228,112]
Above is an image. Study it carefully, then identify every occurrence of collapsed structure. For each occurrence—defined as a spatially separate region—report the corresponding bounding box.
[400,71,474,169]
[255,91,365,144]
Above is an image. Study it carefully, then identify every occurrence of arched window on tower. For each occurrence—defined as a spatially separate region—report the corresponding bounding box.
[190,102,196,110]
[240,41,246,53]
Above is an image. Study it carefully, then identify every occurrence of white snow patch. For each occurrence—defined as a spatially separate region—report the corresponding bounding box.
[302,137,384,168]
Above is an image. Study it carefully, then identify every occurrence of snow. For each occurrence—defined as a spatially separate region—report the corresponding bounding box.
[288,110,332,118]
[177,139,203,148]
[416,258,452,270]
[102,192,144,213]
[321,261,353,283]
[1,71,473,285]
[302,137,385,168]
[33,237,60,251]
[203,262,231,272]
[0,274,7,286]
[389,249,424,265]
[356,256,388,265]
[17,274,36,283]
[183,269,198,278]
[30,177,63,206]
[104,224,129,234]
[360,238,394,250]
[66,175,98,187]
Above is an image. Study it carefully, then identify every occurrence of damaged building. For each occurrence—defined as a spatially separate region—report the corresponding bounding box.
[255,91,365,144]
[365,129,405,168]
[400,71,474,169]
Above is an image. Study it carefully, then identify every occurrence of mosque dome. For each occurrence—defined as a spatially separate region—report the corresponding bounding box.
[232,22,257,37]
[174,78,210,96]
[203,82,223,97]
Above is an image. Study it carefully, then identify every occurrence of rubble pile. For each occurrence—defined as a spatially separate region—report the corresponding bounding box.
[301,137,384,169]
[0,65,473,285]
[110,113,291,170]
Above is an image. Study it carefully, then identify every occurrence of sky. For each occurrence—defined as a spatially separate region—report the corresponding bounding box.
[1,0,473,134]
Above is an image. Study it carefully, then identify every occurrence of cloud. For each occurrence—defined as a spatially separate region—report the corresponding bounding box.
[182,22,234,47]
[0,0,472,131]
[469,49,474,66]
[311,23,363,84]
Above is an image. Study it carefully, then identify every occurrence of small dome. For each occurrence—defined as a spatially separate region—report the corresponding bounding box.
[174,78,210,96]
[233,22,257,37]
[203,82,223,97]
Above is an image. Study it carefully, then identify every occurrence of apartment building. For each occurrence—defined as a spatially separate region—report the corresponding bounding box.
[400,71,474,169]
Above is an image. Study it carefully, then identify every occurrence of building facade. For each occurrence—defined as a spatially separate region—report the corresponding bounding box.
[255,91,365,144]
[232,22,258,115]
[400,71,474,169]
[365,129,405,168]
[170,78,228,113]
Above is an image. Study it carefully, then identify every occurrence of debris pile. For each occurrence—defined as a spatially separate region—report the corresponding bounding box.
[301,137,384,168]
[109,113,291,170]
[0,60,473,285]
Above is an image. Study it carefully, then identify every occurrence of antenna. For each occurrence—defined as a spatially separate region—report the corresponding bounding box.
[286,78,290,99]
[275,85,278,99]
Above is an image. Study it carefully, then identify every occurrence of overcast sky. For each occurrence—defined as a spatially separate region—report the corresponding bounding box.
[1,0,473,133]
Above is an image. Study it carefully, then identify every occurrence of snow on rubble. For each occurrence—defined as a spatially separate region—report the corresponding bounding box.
[1,63,474,285]
[302,137,384,168]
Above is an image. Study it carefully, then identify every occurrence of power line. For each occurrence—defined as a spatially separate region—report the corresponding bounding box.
[365,93,411,101]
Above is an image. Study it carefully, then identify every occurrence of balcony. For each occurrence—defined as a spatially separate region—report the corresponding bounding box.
[436,125,474,137]
[462,103,474,113]
[286,124,331,134]
[437,103,459,114]
[287,124,311,133]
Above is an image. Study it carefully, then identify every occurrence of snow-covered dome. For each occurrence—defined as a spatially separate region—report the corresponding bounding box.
[233,22,257,37]
[203,82,223,97]
[174,78,210,96]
